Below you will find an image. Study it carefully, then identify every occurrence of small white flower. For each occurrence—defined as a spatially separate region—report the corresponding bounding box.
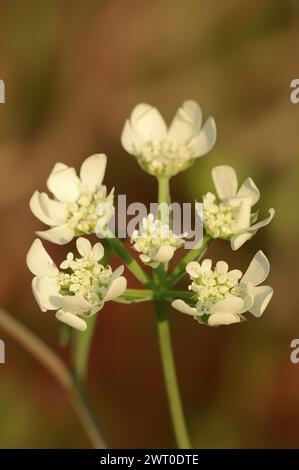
[171,251,273,326]
[131,213,185,268]
[203,165,275,250]
[121,100,216,177]
[26,237,127,331]
[30,154,114,245]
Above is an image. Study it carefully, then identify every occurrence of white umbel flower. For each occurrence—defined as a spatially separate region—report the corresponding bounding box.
[131,214,185,268]
[26,237,127,331]
[203,165,275,250]
[171,251,273,326]
[30,154,114,245]
[121,100,216,177]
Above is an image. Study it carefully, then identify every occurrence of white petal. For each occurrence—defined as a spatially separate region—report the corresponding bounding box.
[76,237,92,258]
[110,265,125,280]
[230,232,253,250]
[121,119,141,155]
[62,294,92,314]
[131,103,167,141]
[208,312,241,326]
[26,239,58,277]
[80,154,107,192]
[212,166,238,200]
[47,163,81,203]
[226,269,243,281]
[210,296,244,315]
[189,117,217,158]
[235,198,252,230]
[30,191,64,226]
[171,299,197,316]
[241,251,270,286]
[238,293,254,313]
[140,254,151,264]
[104,276,127,301]
[55,310,87,331]
[91,242,104,262]
[246,208,275,233]
[186,261,201,278]
[237,177,260,206]
[216,261,229,274]
[154,245,175,262]
[167,100,202,144]
[37,224,74,245]
[248,285,273,317]
[32,277,62,311]
[201,259,213,272]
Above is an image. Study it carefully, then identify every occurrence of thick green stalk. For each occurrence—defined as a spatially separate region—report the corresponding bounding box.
[155,176,191,448]
[155,300,191,449]
[166,234,211,287]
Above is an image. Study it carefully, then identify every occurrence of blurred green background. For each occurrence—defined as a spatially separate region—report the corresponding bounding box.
[0,0,299,448]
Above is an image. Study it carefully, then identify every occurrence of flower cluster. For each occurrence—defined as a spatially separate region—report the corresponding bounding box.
[171,251,273,326]
[26,237,127,331]
[203,166,275,250]
[30,154,114,244]
[131,214,185,268]
[121,101,216,177]
[27,99,274,330]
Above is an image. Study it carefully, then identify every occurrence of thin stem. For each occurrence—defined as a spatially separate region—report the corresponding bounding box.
[158,176,170,205]
[123,288,154,299]
[154,300,191,449]
[106,237,152,287]
[0,307,106,449]
[164,290,194,302]
[72,315,97,385]
[118,289,154,303]
[166,234,211,287]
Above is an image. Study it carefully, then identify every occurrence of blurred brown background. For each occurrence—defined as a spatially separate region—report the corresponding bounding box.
[0,0,299,448]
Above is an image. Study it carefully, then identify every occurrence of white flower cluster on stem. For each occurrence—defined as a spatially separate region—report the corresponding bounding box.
[26,237,126,331]
[27,99,274,330]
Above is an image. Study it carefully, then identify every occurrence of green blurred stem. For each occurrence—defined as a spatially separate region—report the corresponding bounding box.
[154,300,191,449]
[72,315,97,384]
[0,307,106,449]
[166,234,211,287]
[106,237,152,287]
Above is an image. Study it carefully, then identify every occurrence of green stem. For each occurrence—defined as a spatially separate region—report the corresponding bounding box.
[72,315,97,384]
[158,176,170,205]
[164,290,194,302]
[106,237,152,287]
[0,307,106,449]
[155,300,191,449]
[123,288,154,299]
[166,234,211,287]
[155,176,191,448]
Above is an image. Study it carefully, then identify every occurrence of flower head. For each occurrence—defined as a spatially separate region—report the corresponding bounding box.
[131,213,185,268]
[203,165,275,249]
[30,154,114,245]
[121,101,216,177]
[171,251,273,326]
[26,237,127,331]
